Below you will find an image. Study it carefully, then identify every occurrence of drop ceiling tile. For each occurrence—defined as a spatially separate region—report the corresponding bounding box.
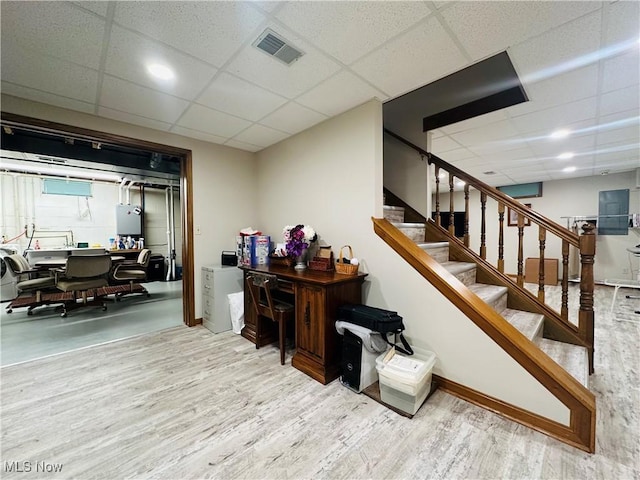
[509,11,602,82]
[599,86,640,118]
[450,120,521,146]
[1,44,98,103]
[604,0,640,47]
[105,25,218,100]
[528,133,596,159]
[296,71,386,117]
[177,104,252,138]
[100,75,189,124]
[602,51,640,93]
[71,1,109,17]
[596,125,640,148]
[258,102,327,135]
[276,1,431,65]
[113,2,265,67]
[227,24,341,98]
[351,17,467,97]
[431,136,463,153]
[197,73,288,122]
[98,107,173,132]
[1,2,105,69]
[249,2,282,14]
[233,124,289,148]
[507,65,599,117]
[440,1,601,60]
[1,83,95,114]
[224,139,263,153]
[436,148,478,162]
[170,126,227,145]
[510,98,597,135]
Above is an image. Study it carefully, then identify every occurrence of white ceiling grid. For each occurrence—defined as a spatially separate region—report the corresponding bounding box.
[0,0,638,184]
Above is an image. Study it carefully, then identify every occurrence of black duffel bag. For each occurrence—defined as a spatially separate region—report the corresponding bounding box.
[337,304,414,355]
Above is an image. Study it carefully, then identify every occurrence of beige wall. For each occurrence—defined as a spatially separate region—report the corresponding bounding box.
[1,94,258,316]
[256,99,569,425]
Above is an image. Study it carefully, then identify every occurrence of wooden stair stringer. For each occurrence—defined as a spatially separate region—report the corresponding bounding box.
[425,219,587,349]
[372,216,596,453]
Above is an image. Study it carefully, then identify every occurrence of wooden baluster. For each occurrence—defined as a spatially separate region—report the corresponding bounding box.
[463,184,470,247]
[538,227,546,302]
[480,192,487,259]
[434,165,441,227]
[497,203,505,273]
[516,214,524,287]
[449,173,455,236]
[561,240,569,321]
[579,223,596,374]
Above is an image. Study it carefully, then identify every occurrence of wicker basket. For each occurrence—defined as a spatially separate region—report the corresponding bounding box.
[335,245,359,275]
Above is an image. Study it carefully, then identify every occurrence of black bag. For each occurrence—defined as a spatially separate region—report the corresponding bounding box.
[337,304,414,355]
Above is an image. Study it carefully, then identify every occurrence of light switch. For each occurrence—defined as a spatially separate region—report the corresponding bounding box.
[196,226,201,235]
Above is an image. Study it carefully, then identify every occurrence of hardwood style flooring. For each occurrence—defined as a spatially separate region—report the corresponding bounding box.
[1,284,638,479]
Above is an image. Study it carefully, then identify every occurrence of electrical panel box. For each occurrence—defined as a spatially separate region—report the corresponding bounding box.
[116,204,142,236]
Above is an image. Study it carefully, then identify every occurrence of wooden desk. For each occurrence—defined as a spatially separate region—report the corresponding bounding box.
[240,264,367,384]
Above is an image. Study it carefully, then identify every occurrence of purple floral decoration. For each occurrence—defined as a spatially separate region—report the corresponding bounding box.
[284,224,317,257]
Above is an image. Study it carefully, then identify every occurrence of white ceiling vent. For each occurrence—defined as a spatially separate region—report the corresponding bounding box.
[253,29,304,66]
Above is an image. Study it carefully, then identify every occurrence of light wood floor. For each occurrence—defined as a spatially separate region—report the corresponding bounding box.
[1,285,638,479]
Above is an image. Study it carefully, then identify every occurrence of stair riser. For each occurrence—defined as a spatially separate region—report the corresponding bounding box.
[423,246,449,263]
[489,293,508,314]
[399,226,425,243]
[455,268,476,287]
[383,210,404,223]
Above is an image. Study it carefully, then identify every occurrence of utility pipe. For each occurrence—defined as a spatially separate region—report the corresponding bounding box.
[169,185,176,281]
[118,178,127,204]
[165,187,172,281]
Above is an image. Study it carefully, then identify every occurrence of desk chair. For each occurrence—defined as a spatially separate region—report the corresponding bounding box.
[4,254,57,315]
[110,249,151,300]
[246,273,294,365]
[56,254,112,317]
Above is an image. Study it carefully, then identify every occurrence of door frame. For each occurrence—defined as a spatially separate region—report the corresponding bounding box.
[0,112,196,327]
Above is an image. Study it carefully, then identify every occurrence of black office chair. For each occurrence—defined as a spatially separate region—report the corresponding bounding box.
[246,273,294,365]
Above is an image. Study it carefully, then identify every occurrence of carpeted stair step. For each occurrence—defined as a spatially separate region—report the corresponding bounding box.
[535,338,589,388]
[417,242,449,263]
[501,308,544,340]
[383,205,405,223]
[392,222,425,242]
[440,261,477,286]
[467,283,508,313]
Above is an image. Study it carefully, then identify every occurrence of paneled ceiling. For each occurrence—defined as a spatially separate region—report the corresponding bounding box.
[1,1,638,186]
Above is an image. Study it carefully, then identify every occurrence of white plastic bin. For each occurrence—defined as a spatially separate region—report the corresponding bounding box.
[376,346,436,415]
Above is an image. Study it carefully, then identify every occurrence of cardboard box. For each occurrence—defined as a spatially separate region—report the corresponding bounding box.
[524,258,558,285]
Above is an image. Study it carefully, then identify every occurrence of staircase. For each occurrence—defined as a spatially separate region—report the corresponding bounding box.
[380,203,594,451]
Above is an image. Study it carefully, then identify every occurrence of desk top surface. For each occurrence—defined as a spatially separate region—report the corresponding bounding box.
[241,264,367,285]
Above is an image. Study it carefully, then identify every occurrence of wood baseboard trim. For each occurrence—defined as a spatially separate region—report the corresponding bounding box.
[194,317,203,325]
[433,374,593,453]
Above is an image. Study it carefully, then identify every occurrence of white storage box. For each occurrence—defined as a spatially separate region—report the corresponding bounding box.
[376,347,436,415]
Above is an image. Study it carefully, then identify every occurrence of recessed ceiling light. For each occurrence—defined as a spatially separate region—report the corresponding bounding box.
[557,152,574,160]
[563,166,576,173]
[146,63,175,81]
[550,129,571,139]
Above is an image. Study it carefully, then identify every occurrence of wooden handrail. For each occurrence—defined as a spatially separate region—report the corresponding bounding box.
[383,128,579,245]
[373,217,595,452]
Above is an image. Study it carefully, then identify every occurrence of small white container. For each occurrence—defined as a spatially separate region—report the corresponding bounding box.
[376,347,436,415]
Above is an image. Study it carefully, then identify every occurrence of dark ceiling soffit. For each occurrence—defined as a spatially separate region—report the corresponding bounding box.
[423,86,528,132]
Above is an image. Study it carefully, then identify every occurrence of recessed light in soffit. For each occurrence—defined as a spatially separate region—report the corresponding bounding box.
[253,28,304,66]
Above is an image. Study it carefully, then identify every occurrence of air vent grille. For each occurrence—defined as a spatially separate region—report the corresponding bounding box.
[253,29,304,66]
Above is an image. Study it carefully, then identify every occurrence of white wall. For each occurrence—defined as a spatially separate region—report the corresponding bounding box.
[1,94,258,317]
[256,99,569,425]
[436,173,640,282]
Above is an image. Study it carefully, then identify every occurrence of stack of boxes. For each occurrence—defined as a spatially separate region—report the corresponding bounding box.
[236,234,271,267]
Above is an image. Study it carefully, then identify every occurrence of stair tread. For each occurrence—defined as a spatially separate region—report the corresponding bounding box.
[383,205,405,211]
[440,261,476,275]
[468,283,508,304]
[417,242,449,249]
[392,222,426,227]
[536,338,589,388]
[502,308,544,341]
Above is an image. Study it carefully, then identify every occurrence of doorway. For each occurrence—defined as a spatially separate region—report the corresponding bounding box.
[0,112,195,331]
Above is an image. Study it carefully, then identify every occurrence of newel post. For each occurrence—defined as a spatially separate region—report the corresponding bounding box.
[579,222,596,374]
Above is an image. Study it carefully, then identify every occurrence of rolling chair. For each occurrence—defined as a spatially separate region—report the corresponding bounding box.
[56,254,112,317]
[246,273,294,365]
[4,254,57,315]
[110,248,151,300]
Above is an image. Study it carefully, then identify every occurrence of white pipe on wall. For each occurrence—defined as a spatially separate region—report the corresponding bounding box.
[169,185,176,280]
[118,178,127,204]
